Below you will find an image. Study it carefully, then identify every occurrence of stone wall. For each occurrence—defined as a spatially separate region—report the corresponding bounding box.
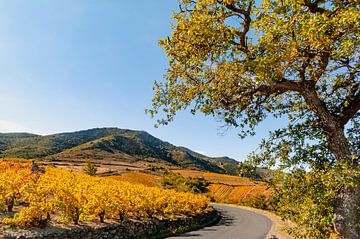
[1,207,219,239]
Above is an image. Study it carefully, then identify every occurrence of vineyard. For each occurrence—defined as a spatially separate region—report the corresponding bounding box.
[172,170,254,186]
[0,160,209,227]
[208,184,271,205]
[110,170,271,206]
[172,170,271,205]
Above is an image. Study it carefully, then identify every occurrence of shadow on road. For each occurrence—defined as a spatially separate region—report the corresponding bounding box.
[169,206,235,237]
[215,207,235,227]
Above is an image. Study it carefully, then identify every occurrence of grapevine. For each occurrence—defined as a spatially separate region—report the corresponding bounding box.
[0,160,209,227]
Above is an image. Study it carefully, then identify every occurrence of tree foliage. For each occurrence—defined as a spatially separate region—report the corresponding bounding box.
[269,163,360,238]
[150,0,359,143]
[150,0,360,237]
[0,160,39,213]
[238,161,257,178]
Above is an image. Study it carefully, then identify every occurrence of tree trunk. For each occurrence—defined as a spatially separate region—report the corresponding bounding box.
[302,86,359,238]
[99,211,105,223]
[325,127,359,239]
[333,185,360,239]
[6,197,14,213]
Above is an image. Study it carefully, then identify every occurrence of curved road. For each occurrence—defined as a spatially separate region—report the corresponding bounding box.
[167,204,273,239]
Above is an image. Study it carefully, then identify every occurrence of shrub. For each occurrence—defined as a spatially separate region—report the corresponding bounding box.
[161,171,208,194]
[239,194,270,210]
[268,164,360,238]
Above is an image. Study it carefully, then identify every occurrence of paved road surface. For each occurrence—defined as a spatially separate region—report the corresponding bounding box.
[167,204,273,239]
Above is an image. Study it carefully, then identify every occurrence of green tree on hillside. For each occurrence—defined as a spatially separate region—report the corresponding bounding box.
[161,171,209,194]
[148,1,359,238]
[82,159,97,176]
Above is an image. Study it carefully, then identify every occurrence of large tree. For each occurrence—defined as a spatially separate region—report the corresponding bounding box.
[149,0,359,237]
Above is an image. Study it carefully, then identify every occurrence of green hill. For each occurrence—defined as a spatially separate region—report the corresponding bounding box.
[0,128,239,173]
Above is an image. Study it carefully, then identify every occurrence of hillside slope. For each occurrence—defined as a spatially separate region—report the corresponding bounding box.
[0,128,239,173]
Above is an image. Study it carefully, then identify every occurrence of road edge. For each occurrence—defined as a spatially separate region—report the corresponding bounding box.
[160,206,221,239]
[212,203,293,239]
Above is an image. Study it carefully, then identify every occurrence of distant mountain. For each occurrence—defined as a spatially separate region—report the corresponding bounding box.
[0,128,239,173]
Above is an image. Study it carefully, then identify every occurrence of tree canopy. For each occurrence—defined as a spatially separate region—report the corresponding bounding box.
[149,0,359,238]
[150,0,359,161]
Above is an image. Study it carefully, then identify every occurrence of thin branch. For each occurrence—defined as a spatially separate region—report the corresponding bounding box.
[339,91,360,125]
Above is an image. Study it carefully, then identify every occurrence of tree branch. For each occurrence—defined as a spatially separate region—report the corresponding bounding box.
[302,0,328,14]
[339,91,360,125]
[218,1,252,53]
[222,80,302,107]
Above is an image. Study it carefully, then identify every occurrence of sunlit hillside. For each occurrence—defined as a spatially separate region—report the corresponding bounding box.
[0,128,238,174]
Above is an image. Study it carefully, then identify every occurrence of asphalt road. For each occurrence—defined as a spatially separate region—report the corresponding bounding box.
[167,204,273,239]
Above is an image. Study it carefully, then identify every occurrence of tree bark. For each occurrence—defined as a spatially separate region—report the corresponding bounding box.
[326,128,359,239]
[302,86,359,239]
[7,197,14,213]
[333,184,360,239]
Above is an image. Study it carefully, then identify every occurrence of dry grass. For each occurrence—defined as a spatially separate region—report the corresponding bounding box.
[107,172,160,187]
[172,169,205,178]
[39,159,148,175]
[202,172,254,186]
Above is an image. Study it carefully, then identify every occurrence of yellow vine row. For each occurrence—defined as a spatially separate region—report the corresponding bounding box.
[0,161,209,227]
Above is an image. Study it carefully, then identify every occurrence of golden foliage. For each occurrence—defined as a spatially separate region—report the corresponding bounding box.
[208,184,270,204]
[0,160,39,213]
[0,161,209,227]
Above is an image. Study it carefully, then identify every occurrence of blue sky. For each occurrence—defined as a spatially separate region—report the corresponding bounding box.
[0,0,286,161]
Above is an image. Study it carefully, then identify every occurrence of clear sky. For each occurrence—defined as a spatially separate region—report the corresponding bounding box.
[0,0,286,161]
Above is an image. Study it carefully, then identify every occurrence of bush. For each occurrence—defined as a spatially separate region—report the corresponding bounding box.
[161,171,208,194]
[268,164,360,238]
[239,194,270,210]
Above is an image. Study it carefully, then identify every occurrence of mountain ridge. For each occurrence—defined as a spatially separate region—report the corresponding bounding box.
[0,127,239,173]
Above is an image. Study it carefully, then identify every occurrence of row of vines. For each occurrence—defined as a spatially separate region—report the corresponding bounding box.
[0,160,209,227]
